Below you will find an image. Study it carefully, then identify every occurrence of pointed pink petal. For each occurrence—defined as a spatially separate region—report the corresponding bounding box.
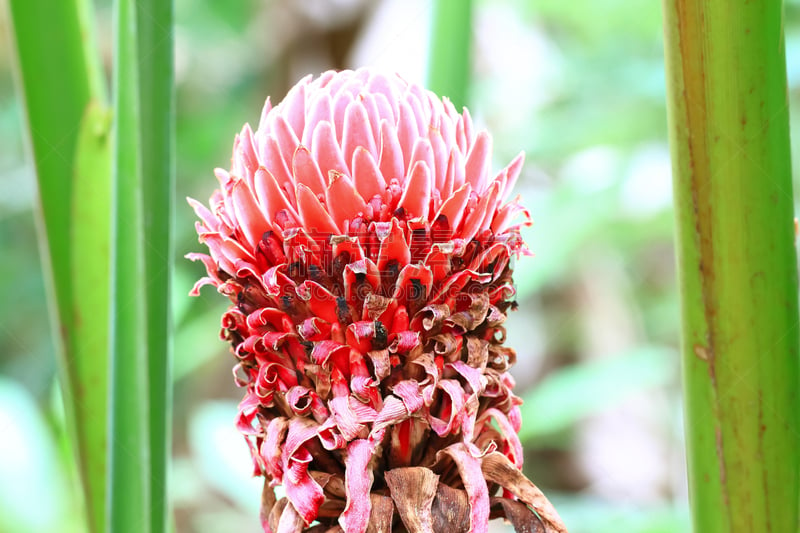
[254,167,299,223]
[315,69,337,89]
[365,72,399,110]
[441,151,456,200]
[396,99,419,174]
[343,98,378,169]
[257,96,272,133]
[428,127,448,191]
[302,92,333,147]
[235,124,260,188]
[500,151,525,200]
[311,120,349,178]
[378,120,404,184]
[455,115,468,154]
[462,107,476,145]
[404,89,429,135]
[332,90,353,143]
[464,131,491,193]
[352,147,387,203]
[491,198,530,234]
[360,93,382,147]
[478,180,502,233]
[372,91,395,124]
[461,182,498,242]
[292,145,326,196]
[435,182,471,231]
[407,137,434,185]
[397,161,431,219]
[231,179,271,250]
[273,116,301,175]
[326,171,369,230]
[281,76,309,138]
[296,183,340,234]
[256,135,294,201]
[187,196,218,232]
[326,69,351,97]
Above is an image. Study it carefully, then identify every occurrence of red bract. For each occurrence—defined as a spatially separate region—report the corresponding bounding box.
[188,68,566,533]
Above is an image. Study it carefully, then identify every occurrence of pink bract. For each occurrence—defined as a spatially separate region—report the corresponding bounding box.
[188,68,566,533]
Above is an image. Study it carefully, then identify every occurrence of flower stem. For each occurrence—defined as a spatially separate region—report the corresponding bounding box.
[662,1,800,530]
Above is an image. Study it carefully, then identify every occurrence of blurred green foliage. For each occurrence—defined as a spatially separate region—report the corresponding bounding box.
[3,0,800,532]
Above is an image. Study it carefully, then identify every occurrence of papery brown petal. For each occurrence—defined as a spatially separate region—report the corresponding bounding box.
[431,482,471,533]
[261,478,277,533]
[366,349,391,381]
[465,337,489,370]
[385,467,439,533]
[366,493,394,533]
[311,470,347,499]
[276,500,305,533]
[490,497,547,533]
[411,304,450,332]
[481,452,568,533]
[269,497,288,533]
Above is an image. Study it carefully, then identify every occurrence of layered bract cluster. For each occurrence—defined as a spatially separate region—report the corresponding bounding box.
[189,69,564,533]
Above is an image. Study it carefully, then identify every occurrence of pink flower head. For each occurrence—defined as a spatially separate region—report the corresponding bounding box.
[188,68,565,533]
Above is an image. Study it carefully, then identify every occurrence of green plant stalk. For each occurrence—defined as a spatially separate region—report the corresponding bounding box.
[6,1,110,531]
[135,1,175,531]
[108,0,150,529]
[72,101,113,533]
[427,0,472,109]
[662,1,800,531]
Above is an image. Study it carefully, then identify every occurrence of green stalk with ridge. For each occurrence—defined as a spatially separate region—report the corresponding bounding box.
[662,0,800,530]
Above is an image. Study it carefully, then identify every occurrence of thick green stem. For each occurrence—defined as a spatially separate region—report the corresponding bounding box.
[662,1,800,531]
[427,0,473,109]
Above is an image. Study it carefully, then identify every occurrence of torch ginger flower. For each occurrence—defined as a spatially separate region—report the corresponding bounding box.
[188,68,567,533]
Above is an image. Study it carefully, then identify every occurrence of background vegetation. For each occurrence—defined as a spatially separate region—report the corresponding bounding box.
[2,0,800,531]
